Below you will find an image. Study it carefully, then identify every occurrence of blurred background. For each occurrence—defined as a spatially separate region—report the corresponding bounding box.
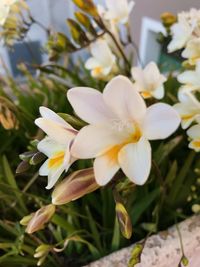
[1,0,200,79]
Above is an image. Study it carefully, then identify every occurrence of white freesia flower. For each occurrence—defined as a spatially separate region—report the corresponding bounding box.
[35,107,78,189]
[104,0,135,24]
[0,0,18,26]
[168,17,193,53]
[85,39,117,79]
[187,118,200,152]
[67,76,180,186]
[182,38,200,65]
[178,60,200,94]
[131,62,167,99]
[168,9,200,53]
[174,92,200,129]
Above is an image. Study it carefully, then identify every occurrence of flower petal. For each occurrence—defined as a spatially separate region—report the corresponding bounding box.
[39,160,49,176]
[103,75,146,122]
[67,87,115,124]
[178,70,200,87]
[94,153,120,186]
[71,124,124,159]
[90,39,116,66]
[35,118,75,145]
[118,137,151,185]
[39,106,75,130]
[152,85,165,99]
[46,165,66,190]
[143,103,181,140]
[37,137,66,157]
[187,124,200,139]
[85,57,100,70]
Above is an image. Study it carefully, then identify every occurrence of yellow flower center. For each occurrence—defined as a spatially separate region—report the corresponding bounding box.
[48,151,65,169]
[105,123,142,163]
[93,67,103,76]
[192,140,200,149]
[141,91,152,99]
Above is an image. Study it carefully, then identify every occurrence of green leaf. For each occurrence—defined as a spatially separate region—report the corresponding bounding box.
[168,151,195,204]
[131,188,160,225]
[111,216,120,251]
[2,155,27,213]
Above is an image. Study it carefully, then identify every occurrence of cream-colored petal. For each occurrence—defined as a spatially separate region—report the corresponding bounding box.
[182,38,200,65]
[118,137,151,185]
[35,118,76,145]
[71,124,124,159]
[168,20,192,53]
[188,140,200,152]
[67,87,115,124]
[85,57,100,70]
[152,85,165,99]
[37,137,66,157]
[39,160,49,176]
[103,75,146,122]
[90,39,116,67]
[46,165,66,190]
[178,70,200,88]
[143,103,181,140]
[131,67,145,90]
[39,106,74,130]
[94,153,120,186]
[187,124,200,139]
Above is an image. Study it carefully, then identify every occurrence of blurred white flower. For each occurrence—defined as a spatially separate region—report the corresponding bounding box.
[174,92,200,129]
[187,118,200,152]
[104,0,135,24]
[0,0,18,26]
[178,61,200,94]
[168,8,200,53]
[85,39,117,79]
[131,62,166,99]
[182,38,200,65]
[67,76,180,186]
[35,107,78,189]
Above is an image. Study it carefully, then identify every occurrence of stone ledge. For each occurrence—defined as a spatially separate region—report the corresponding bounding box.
[85,215,200,267]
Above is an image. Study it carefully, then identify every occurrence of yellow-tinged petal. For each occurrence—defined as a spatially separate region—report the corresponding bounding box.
[118,137,151,185]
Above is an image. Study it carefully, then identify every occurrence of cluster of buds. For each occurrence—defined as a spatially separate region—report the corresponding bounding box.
[0,0,30,46]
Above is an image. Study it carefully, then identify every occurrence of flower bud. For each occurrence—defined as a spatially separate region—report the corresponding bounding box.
[181,256,189,266]
[25,204,56,234]
[52,168,99,205]
[34,244,52,266]
[20,214,33,226]
[16,160,30,174]
[161,12,177,28]
[72,0,99,18]
[34,244,52,259]
[128,244,144,267]
[115,202,132,239]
